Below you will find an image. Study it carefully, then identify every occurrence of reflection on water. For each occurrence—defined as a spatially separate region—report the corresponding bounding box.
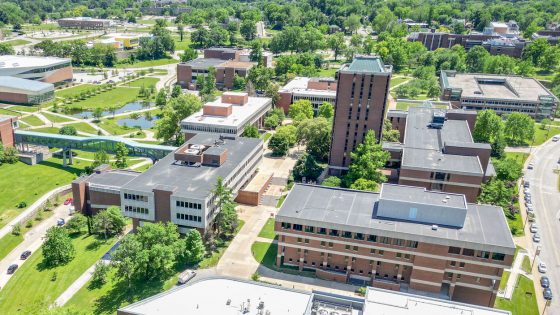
[70,101,153,119]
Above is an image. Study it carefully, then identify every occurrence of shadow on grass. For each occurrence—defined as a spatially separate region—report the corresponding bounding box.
[39,159,88,176]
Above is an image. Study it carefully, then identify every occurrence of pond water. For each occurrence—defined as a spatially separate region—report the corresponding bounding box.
[70,101,153,119]
[116,115,160,129]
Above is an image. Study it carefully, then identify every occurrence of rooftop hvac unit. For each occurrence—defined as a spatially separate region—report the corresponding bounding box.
[185,149,199,155]
[190,144,204,150]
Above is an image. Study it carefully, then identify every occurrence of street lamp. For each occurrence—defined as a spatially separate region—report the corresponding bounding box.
[531,245,542,270]
[542,299,551,315]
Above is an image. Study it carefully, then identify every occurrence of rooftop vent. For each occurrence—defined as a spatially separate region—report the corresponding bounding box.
[185,149,199,155]
[190,144,205,150]
[429,111,446,129]
[431,224,438,231]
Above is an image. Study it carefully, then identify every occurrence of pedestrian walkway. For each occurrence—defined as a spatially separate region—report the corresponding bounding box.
[498,250,533,300]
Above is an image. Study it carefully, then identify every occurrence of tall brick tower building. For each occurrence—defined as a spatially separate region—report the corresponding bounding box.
[328,56,392,175]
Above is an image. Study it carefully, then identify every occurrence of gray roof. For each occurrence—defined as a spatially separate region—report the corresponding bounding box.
[79,170,140,189]
[401,107,483,175]
[0,76,54,93]
[181,58,225,70]
[341,56,390,74]
[122,133,262,199]
[0,114,16,122]
[277,184,515,254]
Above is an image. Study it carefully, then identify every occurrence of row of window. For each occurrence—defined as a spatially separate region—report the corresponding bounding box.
[176,213,202,222]
[182,123,237,134]
[176,200,202,210]
[448,246,505,261]
[124,205,149,215]
[281,223,419,249]
[124,193,148,202]
[462,99,538,107]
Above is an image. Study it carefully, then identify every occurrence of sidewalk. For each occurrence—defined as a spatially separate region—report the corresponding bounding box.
[498,250,533,299]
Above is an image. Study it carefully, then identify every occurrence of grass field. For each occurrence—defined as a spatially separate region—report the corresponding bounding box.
[505,152,530,165]
[252,242,316,278]
[32,126,61,134]
[396,101,447,111]
[533,125,560,146]
[8,105,39,112]
[20,115,45,127]
[2,39,31,46]
[42,112,74,123]
[66,87,139,110]
[67,122,99,134]
[198,220,245,269]
[55,84,97,99]
[0,233,117,314]
[258,218,276,239]
[390,76,411,89]
[125,77,160,88]
[173,35,191,51]
[317,68,337,78]
[495,275,539,315]
[498,271,510,291]
[0,108,22,116]
[115,58,178,69]
[0,158,90,229]
[521,255,532,274]
[97,118,142,136]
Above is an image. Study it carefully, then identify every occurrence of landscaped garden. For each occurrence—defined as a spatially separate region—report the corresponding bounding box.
[62,87,139,111]
[125,77,160,88]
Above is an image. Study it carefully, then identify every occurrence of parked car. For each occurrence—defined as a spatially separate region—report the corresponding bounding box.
[552,135,560,142]
[544,288,553,300]
[177,270,196,285]
[7,264,18,274]
[526,201,534,209]
[526,206,534,213]
[57,218,65,226]
[533,234,541,243]
[539,262,548,273]
[524,181,530,188]
[541,276,550,288]
[527,163,534,170]
[20,250,31,260]
[64,198,73,206]
[530,224,538,234]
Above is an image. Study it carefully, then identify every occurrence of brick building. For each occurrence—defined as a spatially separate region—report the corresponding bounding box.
[72,133,263,234]
[440,71,558,119]
[275,184,515,307]
[386,107,494,202]
[328,56,392,175]
[277,77,337,114]
[57,17,112,29]
[0,77,54,105]
[0,115,18,147]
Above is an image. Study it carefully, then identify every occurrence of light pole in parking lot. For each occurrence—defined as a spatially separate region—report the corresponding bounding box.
[542,299,551,315]
[531,246,542,270]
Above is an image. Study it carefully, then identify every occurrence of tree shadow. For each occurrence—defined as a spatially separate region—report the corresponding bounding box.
[39,159,87,176]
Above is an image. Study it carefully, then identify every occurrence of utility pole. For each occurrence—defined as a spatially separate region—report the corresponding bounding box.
[542,299,551,315]
[531,246,542,270]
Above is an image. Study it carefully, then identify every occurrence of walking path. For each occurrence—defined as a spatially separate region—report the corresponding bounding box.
[498,250,533,299]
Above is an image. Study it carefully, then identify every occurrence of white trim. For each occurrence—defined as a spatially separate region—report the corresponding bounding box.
[399,176,482,188]
[410,278,442,287]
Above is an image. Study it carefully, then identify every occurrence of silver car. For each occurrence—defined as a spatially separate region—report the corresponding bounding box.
[530,224,538,233]
[539,262,548,273]
[533,234,541,243]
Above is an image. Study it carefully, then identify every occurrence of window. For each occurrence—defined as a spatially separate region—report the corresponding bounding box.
[297,237,302,243]
[378,250,384,256]
[404,254,411,260]
[345,245,351,250]
[462,248,475,256]
[304,239,309,244]
[450,261,456,267]
[477,251,490,259]
[320,241,326,247]
[448,247,461,255]
[492,253,506,261]
[379,237,390,244]
[406,240,418,248]
[281,222,291,229]
[459,262,465,268]
[328,242,333,248]
[370,248,376,254]
[305,226,315,233]
[354,233,364,240]
[446,272,453,279]
[396,253,402,258]
[329,229,339,237]
[343,231,352,238]
[368,235,377,242]
[318,227,327,235]
[393,239,404,246]
[352,246,358,251]
[293,224,303,231]
[457,274,462,279]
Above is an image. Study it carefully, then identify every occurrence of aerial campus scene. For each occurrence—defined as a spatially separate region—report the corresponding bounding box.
[1,1,560,315]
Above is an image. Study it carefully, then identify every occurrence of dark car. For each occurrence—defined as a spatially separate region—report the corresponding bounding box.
[541,276,550,288]
[7,264,18,274]
[20,250,31,260]
[544,288,553,300]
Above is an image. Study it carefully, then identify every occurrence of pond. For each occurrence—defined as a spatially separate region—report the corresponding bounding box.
[116,115,160,129]
[70,101,153,119]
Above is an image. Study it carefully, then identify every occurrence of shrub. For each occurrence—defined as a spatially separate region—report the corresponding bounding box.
[16,201,27,208]
[12,223,21,236]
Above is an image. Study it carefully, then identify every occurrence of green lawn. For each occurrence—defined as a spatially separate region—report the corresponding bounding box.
[533,125,560,146]
[0,158,90,229]
[495,275,539,315]
[252,242,316,278]
[97,118,142,136]
[151,69,168,75]
[115,58,178,69]
[63,267,177,315]
[32,126,61,134]
[317,68,337,78]
[258,218,276,239]
[66,87,139,110]
[505,152,530,165]
[173,35,192,51]
[20,115,45,127]
[0,233,117,314]
[67,122,98,135]
[125,77,160,88]
[499,271,510,291]
[55,84,97,99]
[276,195,287,208]
[42,112,74,123]
[8,105,39,112]
[506,211,524,237]
[2,39,31,46]
[198,220,245,269]
[0,108,22,116]
[521,255,532,274]
[396,101,447,111]
[390,77,411,89]
[134,163,153,172]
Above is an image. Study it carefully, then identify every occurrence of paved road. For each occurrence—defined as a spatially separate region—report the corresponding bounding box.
[524,138,560,314]
[0,203,73,289]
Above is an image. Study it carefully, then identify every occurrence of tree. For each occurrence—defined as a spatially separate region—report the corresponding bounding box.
[111,234,140,287]
[177,24,185,42]
[269,132,290,156]
[541,118,552,129]
[240,19,256,41]
[288,99,314,122]
[322,176,342,187]
[504,113,535,145]
[199,67,217,101]
[92,108,103,121]
[372,7,397,33]
[155,94,203,143]
[327,32,346,61]
[296,117,331,161]
[233,75,246,90]
[3,146,17,164]
[0,43,15,55]
[494,158,523,182]
[91,261,110,287]
[346,131,390,186]
[264,83,280,106]
[184,229,205,265]
[247,66,273,91]
[249,40,263,65]
[92,150,109,168]
[473,110,506,157]
[317,102,334,120]
[59,125,77,136]
[382,118,401,142]
[242,125,259,138]
[42,227,75,267]
[171,85,182,98]
[180,47,198,62]
[212,177,238,238]
[65,213,87,234]
[478,179,513,208]
[466,46,489,73]
[350,178,379,191]
[114,142,129,169]
[93,206,127,240]
[292,153,323,182]
[156,89,167,108]
[522,38,550,66]
[344,14,361,34]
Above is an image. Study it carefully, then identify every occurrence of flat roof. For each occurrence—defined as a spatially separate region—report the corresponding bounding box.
[181,97,271,129]
[0,76,54,94]
[280,76,337,97]
[401,107,483,175]
[218,60,254,69]
[276,184,515,254]
[78,170,140,190]
[59,17,111,22]
[341,55,390,73]
[122,133,262,199]
[0,55,71,70]
[0,114,17,122]
[181,58,226,70]
[441,71,557,102]
[119,277,511,315]
[119,277,311,315]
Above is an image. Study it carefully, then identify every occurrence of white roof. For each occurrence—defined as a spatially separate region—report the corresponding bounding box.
[490,22,508,28]
[280,77,337,98]
[182,96,271,129]
[0,55,70,69]
[120,278,311,315]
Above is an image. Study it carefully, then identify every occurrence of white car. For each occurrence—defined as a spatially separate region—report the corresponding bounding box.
[552,135,560,142]
[533,234,541,243]
[530,224,538,233]
[539,262,548,273]
[177,269,196,285]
